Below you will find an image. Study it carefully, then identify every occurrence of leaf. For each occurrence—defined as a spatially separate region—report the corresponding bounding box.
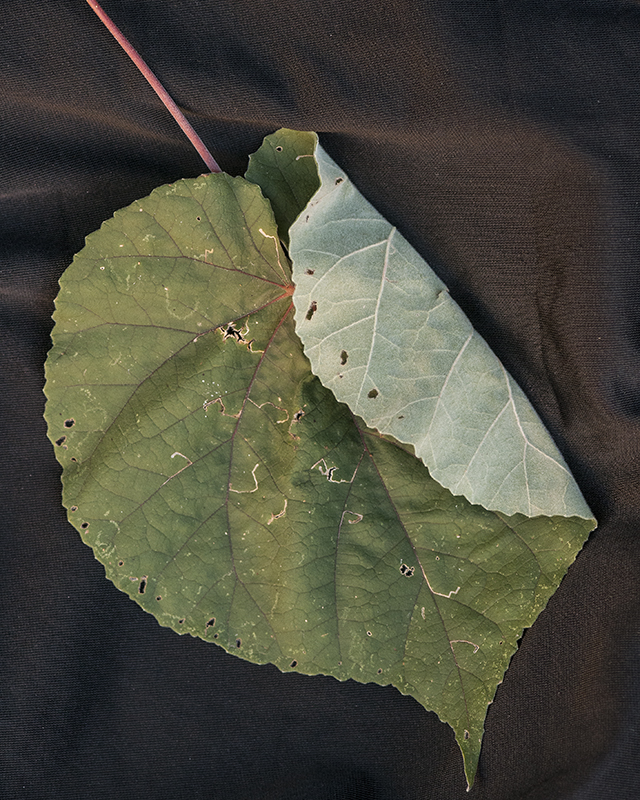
[289,145,595,521]
[245,128,319,248]
[44,129,595,788]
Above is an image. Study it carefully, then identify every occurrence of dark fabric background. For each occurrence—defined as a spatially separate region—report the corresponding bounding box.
[2,1,640,797]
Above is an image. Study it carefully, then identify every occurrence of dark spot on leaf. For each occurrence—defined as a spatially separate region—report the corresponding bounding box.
[305,269,314,275]
[400,563,415,577]
[55,436,66,447]
[305,215,310,222]
[213,633,219,639]
[290,660,298,668]
[80,521,89,530]
[236,639,242,648]
[340,350,348,365]
[275,145,283,152]
[223,324,245,342]
[335,177,344,185]
[206,617,216,629]
[377,669,383,674]
[306,301,317,321]
[464,730,470,740]
[398,415,404,420]
[70,506,78,513]
[64,419,75,428]
[368,389,379,399]
[138,577,147,594]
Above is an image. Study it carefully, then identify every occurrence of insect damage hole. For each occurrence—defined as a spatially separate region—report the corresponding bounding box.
[275,145,283,152]
[340,350,348,365]
[138,577,147,594]
[55,436,66,447]
[290,660,298,668]
[80,521,89,530]
[64,418,75,428]
[206,617,216,629]
[235,638,242,649]
[306,301,317,321]
[464,730,470,740]
[399,563,415,577]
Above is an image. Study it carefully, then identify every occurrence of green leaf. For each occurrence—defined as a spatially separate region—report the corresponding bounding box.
[245,128,319,247]
[289,145,594,522]
[44,130,595,788]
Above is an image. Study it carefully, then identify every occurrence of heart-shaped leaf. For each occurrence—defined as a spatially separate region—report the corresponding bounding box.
[44,130,595,787]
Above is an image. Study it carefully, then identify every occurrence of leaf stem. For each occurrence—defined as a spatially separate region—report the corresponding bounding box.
[85,0,222,173]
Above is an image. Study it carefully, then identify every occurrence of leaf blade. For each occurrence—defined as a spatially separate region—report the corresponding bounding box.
[44,130,596,789]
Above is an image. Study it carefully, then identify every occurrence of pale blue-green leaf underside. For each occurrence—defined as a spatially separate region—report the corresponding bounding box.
[290,145,594,522]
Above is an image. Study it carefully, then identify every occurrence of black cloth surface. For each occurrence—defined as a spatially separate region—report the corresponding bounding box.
[2,1,640,798]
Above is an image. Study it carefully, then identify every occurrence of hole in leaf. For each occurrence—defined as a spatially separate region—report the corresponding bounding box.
[156,596,162,601]
[377,669,383,674]
[206,617,216,629]
[340,350,348,365]
[290,660,298,668]
[335,177,344,185]
[464,730,470,740]
[70,457,77,462]
[196,216,201,221]
[367,389,379,399]
[55,436,66,447]
[213,633,219,639]
[70,506,78,513]
[293,410,305,422]
[138,577,147,594]
[118,560,124,567]
[178,618,185,624]
[366,631,372,637]
[236,639,242,648]
[223,324,245,342]
[80,522,89,530]
[306,301,317,321]
[399,564,415,577]
[305,269,315,275]
[275,145,283,152]
[64,419,75,428]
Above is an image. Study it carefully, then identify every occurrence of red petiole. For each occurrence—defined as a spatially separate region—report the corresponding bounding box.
[86,0,222,173]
